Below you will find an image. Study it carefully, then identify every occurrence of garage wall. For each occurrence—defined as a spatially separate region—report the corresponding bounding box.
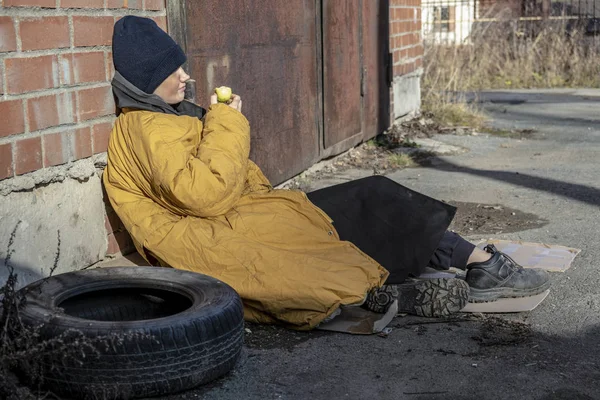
[0,0,425,288]
[389,0,424,120]
[0,0,167,288]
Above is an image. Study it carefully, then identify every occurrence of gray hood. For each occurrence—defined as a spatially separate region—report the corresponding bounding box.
[111,71,206,120]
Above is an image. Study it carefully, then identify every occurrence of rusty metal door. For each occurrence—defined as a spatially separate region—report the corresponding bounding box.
[362,0,390,138]
[169,0,321,184]
[168,0,389,184]
[322,0,363,150]
[321,0,389,156]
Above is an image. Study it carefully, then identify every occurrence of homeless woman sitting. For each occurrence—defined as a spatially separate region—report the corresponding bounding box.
[103,16,551,330]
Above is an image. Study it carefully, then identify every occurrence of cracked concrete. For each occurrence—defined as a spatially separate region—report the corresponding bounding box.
[0,154,109,289]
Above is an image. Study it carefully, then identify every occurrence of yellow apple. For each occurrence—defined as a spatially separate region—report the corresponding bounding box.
[215,86,233,103]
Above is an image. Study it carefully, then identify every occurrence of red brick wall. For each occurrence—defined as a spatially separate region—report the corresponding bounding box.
[390,0,423,77]
[389,0,423,119]
[0,0,167,255]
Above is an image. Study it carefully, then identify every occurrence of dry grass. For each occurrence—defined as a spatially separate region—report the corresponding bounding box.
[388,153,416,168]
[0,223,142,399]
[421,96,488,129]
[422,14,600,127]
[423,20,600,93]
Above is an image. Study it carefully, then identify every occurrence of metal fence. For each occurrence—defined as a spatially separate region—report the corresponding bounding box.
[422,0,600,43]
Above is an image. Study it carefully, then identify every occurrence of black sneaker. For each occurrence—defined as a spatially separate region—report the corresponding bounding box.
[363,278,469,317]
[466,244,551,303]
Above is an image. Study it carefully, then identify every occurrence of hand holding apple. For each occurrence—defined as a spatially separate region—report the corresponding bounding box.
[215,86,233,103]
[210,86,242,113]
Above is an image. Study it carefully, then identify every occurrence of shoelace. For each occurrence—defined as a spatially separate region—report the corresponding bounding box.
[484,244,525,273]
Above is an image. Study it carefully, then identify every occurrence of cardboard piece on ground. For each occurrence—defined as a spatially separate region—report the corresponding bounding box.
[460,290,550,313]
[317,300,398,334]
[476,239,581,272]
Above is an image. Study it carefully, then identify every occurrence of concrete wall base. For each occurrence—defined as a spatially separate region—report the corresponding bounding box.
[393,68,423,120]
[0,160,108,290]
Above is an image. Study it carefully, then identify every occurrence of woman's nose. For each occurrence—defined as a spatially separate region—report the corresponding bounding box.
[181,70,190,82]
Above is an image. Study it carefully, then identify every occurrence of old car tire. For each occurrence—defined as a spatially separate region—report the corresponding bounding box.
[17,267,244,400]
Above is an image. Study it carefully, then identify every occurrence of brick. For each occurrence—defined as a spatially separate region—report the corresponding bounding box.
[107,0,141,7]
[78,85,114,121]
[0,100,25,138]
[61,0,105,8]
[92,121,112,154]
[104,210,123,234]
[145,0,165,10]
[27,92,76,132]
[106,0,125,8]
[106,51,114,80]
[20,17,70,51]
[59,52,106,85]
[0,143,13,180]
[0,17,17,53]
[400,21,409,33]
[73,16,115,47]
[126,0,143,9]
[15,137,42,175]
[402,8,409,20]
[153,16,167,32]
[72,127,92,160]
[4,0,56,7]
[409,33,419,45]
[107,230,134,255]
[5,55,59,94]
[413,32,420,45]
[43,132,68,167]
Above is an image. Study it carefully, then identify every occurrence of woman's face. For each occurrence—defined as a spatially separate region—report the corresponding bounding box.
[153,67,190,104]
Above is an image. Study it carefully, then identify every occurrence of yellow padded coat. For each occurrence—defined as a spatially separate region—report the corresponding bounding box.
[103,104,388,330]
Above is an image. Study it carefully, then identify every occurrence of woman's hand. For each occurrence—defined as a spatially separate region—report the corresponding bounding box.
[210,94,242,113]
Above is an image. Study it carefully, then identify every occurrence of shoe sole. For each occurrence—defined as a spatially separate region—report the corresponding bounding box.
[468,279,551,303]
[396,278,470,317]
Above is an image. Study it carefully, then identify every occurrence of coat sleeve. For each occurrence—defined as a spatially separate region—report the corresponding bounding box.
[149,104,251,217]
[243,160,272,195]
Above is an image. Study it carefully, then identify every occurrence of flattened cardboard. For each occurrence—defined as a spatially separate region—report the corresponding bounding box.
[476,239,581,272]
[460,290,550,313]
[317,300,399,334]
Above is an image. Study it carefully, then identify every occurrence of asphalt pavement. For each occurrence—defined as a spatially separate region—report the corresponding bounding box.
[158,89,600,400]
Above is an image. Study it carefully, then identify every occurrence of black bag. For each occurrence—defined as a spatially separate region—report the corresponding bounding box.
[307,176,455,284]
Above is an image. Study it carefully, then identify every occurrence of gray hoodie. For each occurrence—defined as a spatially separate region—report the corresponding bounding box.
[111,71,206,120]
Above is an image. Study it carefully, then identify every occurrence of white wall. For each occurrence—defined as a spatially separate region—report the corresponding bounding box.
[422,0,476,44]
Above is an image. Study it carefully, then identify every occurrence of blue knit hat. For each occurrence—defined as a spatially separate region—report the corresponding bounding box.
[112,16,187,94]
